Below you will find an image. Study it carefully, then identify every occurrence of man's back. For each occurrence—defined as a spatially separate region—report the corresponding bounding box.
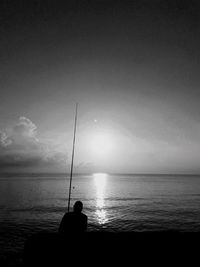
[59,211,87,234]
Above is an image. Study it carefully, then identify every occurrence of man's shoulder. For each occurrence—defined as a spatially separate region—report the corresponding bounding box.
[63,212,74,218]
[63,212,87,219]
[81,213,88,219]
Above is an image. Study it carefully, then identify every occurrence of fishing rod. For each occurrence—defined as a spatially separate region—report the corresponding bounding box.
[67,103,78,212]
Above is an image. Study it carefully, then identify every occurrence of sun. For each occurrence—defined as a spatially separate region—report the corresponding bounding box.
[89,132,113,157]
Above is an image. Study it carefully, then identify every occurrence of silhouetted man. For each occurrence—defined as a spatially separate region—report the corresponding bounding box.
[58,201,87,235]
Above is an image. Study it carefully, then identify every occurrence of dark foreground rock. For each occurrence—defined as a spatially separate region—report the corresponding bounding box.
[24,231,199,266]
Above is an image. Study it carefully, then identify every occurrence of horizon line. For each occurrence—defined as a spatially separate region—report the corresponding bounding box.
[0,171,200,176]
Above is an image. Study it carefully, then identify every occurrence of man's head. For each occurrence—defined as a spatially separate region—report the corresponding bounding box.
[73,201,83,213]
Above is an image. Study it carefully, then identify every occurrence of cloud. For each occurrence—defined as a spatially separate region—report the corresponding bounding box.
[0,117,67,172]
[12,116,37,140]
[0,131,12,147]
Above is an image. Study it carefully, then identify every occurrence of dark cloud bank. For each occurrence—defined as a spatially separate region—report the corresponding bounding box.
[0,117,67,172]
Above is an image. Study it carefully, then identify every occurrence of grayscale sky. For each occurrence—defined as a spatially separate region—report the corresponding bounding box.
[1,0,200,174]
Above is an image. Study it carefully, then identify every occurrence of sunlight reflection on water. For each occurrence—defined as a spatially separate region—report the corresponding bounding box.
[93,173,108,224]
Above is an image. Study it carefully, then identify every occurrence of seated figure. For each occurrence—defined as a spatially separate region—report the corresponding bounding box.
[58,201,88,234]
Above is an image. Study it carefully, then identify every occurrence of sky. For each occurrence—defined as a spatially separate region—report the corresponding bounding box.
[0,0,200,174]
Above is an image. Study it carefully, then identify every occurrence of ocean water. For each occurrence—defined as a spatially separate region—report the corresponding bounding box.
[0,173,200,265]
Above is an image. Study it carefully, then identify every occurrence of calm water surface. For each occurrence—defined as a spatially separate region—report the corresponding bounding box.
[0,173,200,264]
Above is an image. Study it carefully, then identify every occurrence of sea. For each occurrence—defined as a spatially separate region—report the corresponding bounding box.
[0,173,200,266]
